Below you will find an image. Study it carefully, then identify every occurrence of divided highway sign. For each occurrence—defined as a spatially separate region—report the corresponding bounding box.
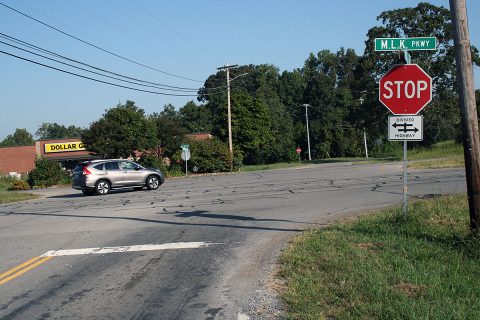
[388,115,423,141]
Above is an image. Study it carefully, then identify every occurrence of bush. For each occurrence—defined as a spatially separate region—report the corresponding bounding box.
[138,154,164,170]
[140,138,238,175]
[28,157,67,188]
[138,154,184,177]
[9,180,30,190]
[177,138,233,173]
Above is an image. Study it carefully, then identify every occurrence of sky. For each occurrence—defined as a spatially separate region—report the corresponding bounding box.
[0,0,479,141]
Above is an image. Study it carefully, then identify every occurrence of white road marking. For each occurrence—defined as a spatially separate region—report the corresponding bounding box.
[238,313,250,320]
[41,242,218,257]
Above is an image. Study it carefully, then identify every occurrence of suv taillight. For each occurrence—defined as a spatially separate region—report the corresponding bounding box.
[82,167,91,175]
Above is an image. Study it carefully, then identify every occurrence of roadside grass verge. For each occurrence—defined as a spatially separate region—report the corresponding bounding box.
[0,177,38,204]
[279,194,480,320]
[410,155,464,169]
[239,158,376,172]
[240,162,312,172]
[407,140,463,160]
[0,191,39,204]
[240,141,464,172]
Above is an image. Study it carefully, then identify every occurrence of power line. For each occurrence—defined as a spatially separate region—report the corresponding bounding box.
[0,33,200,92]
[0,49,199,97]
[0,1,203,83]
[0,40,201,93]
[130,0,220,63]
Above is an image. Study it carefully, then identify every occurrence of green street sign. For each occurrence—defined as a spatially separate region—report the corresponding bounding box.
[375,37,437,51]
[181,144,190,151]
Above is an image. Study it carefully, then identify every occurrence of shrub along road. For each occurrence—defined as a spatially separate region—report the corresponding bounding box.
[0,162,466,319]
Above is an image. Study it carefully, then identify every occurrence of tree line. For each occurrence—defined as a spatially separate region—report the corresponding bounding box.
[1,3,479,171]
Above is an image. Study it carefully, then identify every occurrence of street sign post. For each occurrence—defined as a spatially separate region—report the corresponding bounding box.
[379,64,432,115]
[388,116,423,141]
[377,38,435,218]
[180,144,191,175]
[375,37,437,51]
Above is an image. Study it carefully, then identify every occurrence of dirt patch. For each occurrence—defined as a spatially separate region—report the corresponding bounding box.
[353,242,384,251]
[395,281,427,298]
[266,263,286,295]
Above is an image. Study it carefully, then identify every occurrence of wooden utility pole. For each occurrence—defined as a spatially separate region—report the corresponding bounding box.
[449,0,480,232]
[217,63,238,169]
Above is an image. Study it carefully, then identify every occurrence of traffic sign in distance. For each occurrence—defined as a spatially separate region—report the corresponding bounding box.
[388,115,423,141]
[296,147,301,154]
[181,149,191,161]
[379,64,432,115]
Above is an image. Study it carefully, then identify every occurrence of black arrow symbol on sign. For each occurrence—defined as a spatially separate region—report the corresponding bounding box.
[392,122,419,133]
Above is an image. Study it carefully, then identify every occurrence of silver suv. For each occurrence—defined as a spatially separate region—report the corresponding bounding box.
[72,159,164,195]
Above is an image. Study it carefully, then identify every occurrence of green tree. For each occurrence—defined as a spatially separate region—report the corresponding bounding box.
[278,69,306,118]
[232,92,274,164]
[150,104,187,158]
[200,64,295,164]
[0,128,35,146]
[179,101,212,133]
[36,123,83,139]
[360,2,480,149]
[82,100,157,158]
[159,104,179,121]
[299,49,364,158]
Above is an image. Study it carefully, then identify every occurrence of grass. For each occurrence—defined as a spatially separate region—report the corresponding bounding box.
[239,161,313,172]
[279,194,480,320]
[410,155,464,169]
[239,141,464,172]
[406,141,464,169]
[407,141,463,161]
[239,158,378,172]
[0,191,39,204]
[0,177,39,204]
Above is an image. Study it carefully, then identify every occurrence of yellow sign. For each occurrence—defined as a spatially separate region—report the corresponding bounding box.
[44,141,86,153]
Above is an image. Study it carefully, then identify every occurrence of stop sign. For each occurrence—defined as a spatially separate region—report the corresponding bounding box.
[295,147,301,154]
[379,64,432,115]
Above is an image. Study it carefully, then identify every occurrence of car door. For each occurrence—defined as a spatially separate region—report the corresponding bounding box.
[104,161,124,187]
[120,161,145,186]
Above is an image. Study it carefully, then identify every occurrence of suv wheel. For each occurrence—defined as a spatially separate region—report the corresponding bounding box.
[95,180,110,195]
[146,175,160,190]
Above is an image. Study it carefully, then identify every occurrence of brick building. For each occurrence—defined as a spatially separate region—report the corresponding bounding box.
[0,138,95,174]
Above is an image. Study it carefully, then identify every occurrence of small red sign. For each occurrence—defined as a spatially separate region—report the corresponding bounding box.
[296,147,301,154]
[379,64,432,115]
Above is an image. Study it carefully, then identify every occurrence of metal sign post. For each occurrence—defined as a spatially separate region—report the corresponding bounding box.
[378,41,434,216]
[403,141,408,216]
[181,144,191,176]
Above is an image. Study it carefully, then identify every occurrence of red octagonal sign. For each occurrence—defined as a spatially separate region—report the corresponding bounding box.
[379,64,432,115]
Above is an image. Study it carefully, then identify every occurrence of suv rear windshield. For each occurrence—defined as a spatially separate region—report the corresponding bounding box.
[73,165,85,173]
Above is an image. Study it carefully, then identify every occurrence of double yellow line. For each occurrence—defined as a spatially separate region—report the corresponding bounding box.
[0,256,52,286]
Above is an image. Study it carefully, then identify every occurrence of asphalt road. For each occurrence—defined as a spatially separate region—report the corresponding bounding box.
[0,162,466,319]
